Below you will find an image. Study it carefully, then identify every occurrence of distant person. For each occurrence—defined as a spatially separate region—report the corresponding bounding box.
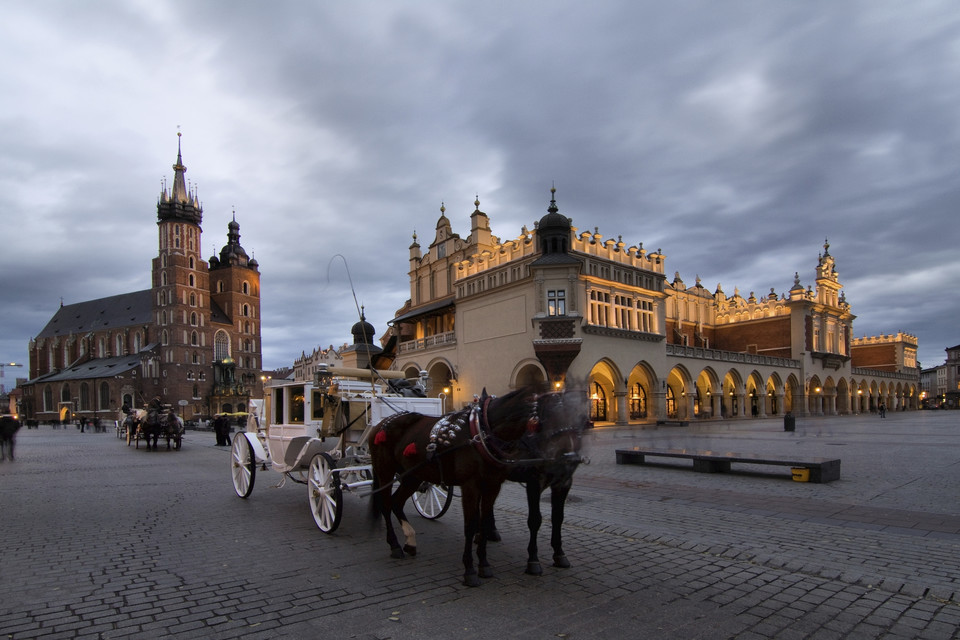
[214,414,229,446]
[879,402,886,418]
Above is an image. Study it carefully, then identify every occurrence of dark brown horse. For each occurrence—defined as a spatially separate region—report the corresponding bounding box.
[371,388,580,586]
[371,386,548,587]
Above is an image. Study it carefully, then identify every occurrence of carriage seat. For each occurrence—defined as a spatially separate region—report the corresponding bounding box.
[283,436,330,470]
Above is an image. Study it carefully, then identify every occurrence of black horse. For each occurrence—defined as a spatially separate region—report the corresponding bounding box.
[1,415,22,461]
[139,410,183,451]
[502,388,589,576]
[370,385,586,586]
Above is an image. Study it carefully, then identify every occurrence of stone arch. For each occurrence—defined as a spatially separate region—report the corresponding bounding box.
[511,359,547,390]
[694,366,721,418]
[836,377,850,414]
[807,375,824,415]
[764,372,784,417]
[666,364,694,420]
[626,361,658,422]
[785,373,801,414]
[587,359,624,425]
[745,370,765,417]
[721,369,745,418]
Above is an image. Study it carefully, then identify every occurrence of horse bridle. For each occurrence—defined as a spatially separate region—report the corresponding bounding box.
[469,394,583,468]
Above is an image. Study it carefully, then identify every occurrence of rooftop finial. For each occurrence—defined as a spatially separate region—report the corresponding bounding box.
[548,184,558,214]
[474,194,480,210]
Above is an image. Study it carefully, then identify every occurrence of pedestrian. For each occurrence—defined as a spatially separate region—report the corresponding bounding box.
[879,402,886,418]
[80,417,86,433]
[214,414,228,446]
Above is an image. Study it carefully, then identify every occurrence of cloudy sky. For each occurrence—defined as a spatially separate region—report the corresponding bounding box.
[1,1,958,379]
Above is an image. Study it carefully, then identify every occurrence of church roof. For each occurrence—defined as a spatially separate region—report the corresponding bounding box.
[29,349,154,383]
[36,290,152,340]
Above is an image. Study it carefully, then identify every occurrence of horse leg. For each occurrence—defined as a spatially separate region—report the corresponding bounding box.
[550,479,573,568]
[461,484,482,587]
[372,467,405,559]
[476,481,503,580]
[524,478,545,575]
[391,478,421,557]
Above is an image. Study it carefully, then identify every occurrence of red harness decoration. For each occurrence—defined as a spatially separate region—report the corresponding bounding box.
[374,429,387,445]
[403,442,418,458]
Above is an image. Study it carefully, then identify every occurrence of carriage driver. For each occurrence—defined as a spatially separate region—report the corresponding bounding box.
[147,394,164,427]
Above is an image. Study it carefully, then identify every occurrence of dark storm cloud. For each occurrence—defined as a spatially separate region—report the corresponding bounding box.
[1,0,958,374]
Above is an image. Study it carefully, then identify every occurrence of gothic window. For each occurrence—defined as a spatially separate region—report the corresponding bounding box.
[590,382,607,422]
[43,386,53,412]
[161,272,168,286]
[242,281,249,294]
[62,343,69,367]
[61,383,71,403]
[162,330,169,346]
[79,383,89,411]
[189,274,195,287]
[98,338,105,358]
[189,256,195,269]
[629,383,647,419]
[134,332,142,353]
[161,254,167,267]
[244,321,250,333]
[190,312,198,326]
[217,281,224,293]
[242,304,250,317]
[547,290,566,316]
[192,351,200,364]
[214,330,230,361]
[191,331,199,346]
[98,382,109,410]
[190,293,196,306]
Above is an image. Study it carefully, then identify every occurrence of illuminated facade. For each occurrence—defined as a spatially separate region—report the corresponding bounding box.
[383,189,919,423]
[21,137,263,423]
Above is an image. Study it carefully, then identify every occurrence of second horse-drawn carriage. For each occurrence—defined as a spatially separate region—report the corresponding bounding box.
[120,404,185,450]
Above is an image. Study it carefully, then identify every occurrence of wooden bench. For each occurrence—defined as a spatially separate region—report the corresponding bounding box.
[615,448,841,483]
[655,419,689,426]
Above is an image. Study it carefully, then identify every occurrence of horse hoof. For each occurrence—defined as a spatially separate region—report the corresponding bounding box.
[553,554,571,569]
[487,529,502,543]
[525,562,543,576]
[390,548,405,560]
[402,544,417,557]
[478,566,494,579]
[463,573,481,587]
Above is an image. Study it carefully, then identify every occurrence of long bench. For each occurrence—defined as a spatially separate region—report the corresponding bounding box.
[615,448,841,483]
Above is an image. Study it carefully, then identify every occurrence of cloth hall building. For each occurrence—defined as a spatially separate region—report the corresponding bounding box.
[380,190,919,424]
[20,138,263,423]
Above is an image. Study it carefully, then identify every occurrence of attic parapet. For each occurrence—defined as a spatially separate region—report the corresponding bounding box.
[454,232,537,279]
[570,228,663,274]
[852,332,918,347]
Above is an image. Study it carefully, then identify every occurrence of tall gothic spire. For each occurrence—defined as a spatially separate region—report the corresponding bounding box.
[157,132,202,224]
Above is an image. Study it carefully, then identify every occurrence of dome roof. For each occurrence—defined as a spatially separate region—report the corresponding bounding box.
[538,186,570,232]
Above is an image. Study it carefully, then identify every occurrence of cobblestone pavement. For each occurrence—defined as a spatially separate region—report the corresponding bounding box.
[1,411,959,639]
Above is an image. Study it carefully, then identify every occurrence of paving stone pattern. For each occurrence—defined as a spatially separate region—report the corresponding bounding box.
[1,411,958,639]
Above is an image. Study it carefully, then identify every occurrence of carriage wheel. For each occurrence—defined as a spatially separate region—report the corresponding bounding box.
[231,435,256,498]
[412,483,453,519]
[308,453,342,533]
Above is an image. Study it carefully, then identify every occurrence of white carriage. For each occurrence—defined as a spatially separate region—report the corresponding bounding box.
[230,364,453,532]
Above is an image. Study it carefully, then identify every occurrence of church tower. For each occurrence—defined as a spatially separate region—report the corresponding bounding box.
[152,133,211,397]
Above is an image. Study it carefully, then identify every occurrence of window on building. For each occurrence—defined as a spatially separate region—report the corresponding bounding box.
[43,386,53,412]
[79,383,89,411]
[190,312,198,326]
[115,335,123,356]
[242,281,249,294]
[629,383,647,419]
[547,290,566,316]
[191,331,199,346]
[214,331,230,361]
[242,304,250,317]
[99,382,110,411]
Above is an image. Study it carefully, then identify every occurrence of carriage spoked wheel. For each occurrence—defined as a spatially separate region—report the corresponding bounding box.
[231,435,256,498]
[412,482,453,519]
[308,452,343,533]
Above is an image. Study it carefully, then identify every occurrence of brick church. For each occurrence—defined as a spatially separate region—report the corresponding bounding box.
[20,136,263,423]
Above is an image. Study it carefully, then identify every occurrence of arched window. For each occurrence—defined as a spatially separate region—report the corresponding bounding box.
[191,331,199,346]
[134,332,142,353]
[189,256,195,269]
[161,272,168,286]
[162,330,169,346]
[190,292,196,306]
[99,382,110,410]
[590,382,607,422]
[43,386,53,411]
[189,274,195,287]
[98,338,105,358]
[190,312,198,326]
[214,330,230,361]
[242,304,250,317]
[115,335,123,356]
[61,384,71,404]
[79,383,89,411]
[629,383,647,419]
[242,281,249,294]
